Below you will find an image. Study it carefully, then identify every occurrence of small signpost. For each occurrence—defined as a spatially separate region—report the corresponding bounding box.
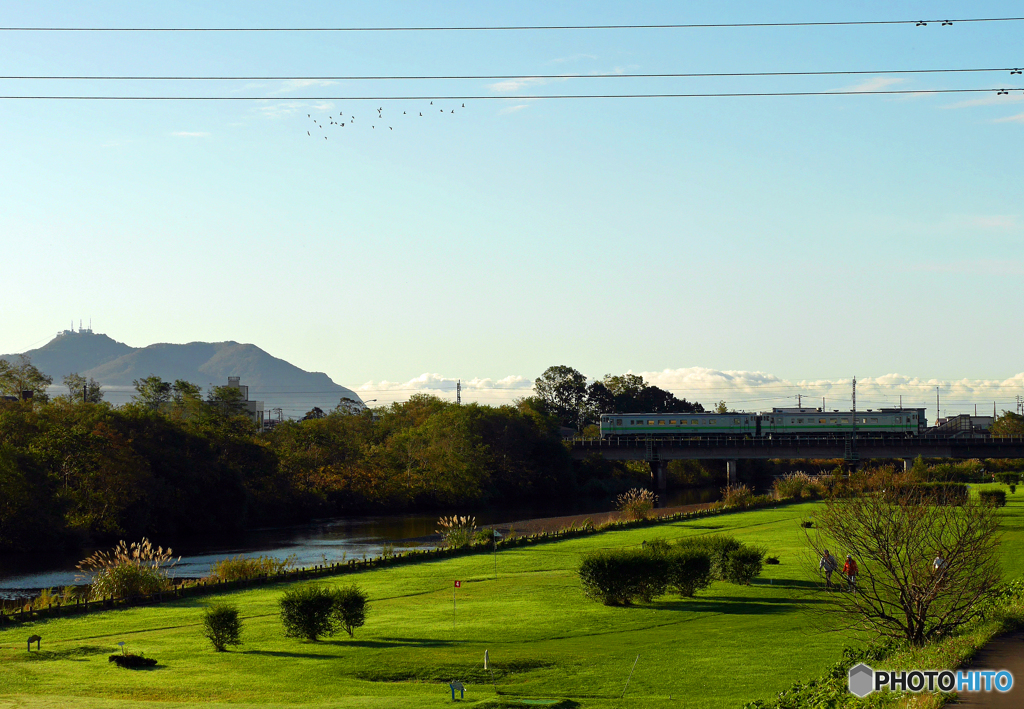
[27,635,41,652]
[493,530,502,580]
[453,580,461,630]
[449,680,465,701]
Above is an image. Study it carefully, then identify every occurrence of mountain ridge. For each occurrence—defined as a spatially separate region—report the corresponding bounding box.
[1,330,361,415]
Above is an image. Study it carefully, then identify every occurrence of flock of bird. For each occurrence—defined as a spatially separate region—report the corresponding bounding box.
[305,101,467,139]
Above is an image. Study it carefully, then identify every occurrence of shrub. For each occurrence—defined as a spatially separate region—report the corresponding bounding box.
[436,515,477,549]
[666,548,713,597]
[1011,484,1017,494]
[209,554,295,582]
[725,546,765,585]
[995,472,1021,485]
[578,549,668,606]
[765,556,780,565]
[616,488,658,520]
[980,489,1007,507]
[474,529,497,546]
[280,584,341,641]
[910,482,969,505]
[801,521,814,529]
[772,472,823,500]
[109,653,157,668]
[334,585,369,638]
[721,484,754,508]
[77,539,178,600]
[203,603,242,651]
[677,535,742,581]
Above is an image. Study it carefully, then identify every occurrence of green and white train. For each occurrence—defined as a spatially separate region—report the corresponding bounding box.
[600,407,928,439]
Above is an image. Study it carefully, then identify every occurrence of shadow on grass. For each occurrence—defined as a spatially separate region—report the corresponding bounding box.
[330,637,455,649]
[751,577,823,590]
[16,645,108,662]
[653,594,828,614]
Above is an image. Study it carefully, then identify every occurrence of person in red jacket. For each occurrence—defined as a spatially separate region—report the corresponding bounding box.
[843,554,858,592]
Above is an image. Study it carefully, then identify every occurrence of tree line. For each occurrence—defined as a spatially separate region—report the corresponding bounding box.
[0,358,677,554]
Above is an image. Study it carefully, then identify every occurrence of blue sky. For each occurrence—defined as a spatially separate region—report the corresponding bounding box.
[2,1,1023,412]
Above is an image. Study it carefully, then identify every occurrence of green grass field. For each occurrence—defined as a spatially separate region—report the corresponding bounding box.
[2,488,1022,709]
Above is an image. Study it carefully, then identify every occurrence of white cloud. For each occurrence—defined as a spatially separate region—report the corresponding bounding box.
[255,100,335,119]
[831,77,905,93]
[267,79,338,96]
[993,112,1024,123]
[171,131,211,138]
[944,94,1024,109]
[355,368,1024,414]
[488,77,553,93]
[498,104,530,115]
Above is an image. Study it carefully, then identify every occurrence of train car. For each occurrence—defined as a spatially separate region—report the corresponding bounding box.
[760,407,923,437]
[600,412,756,438]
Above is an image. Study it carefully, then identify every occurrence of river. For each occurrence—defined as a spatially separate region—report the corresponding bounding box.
[0,487,720,599]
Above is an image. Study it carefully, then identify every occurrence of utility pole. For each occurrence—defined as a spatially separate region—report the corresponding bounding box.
[456,380,461,405]
[822,396,825,411]
[936,387,940,423]
[798,394,802,408]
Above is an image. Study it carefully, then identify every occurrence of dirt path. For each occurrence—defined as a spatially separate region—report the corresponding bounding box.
[488,502,718,536]
[951,631,1024,707]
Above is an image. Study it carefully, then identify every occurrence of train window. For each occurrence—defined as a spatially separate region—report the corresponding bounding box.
[648,420,655,426]
[691,419,698,425]
[733,418,740,424]
[709,419,716,425]
[829,418,837,424]
[616,419,622,426]
[658,420,665,425]
[669,420,676,425]
[896,417,902,423]
[818,418,826,424]
[797,418,803,424]
[861,418,868,424]
[870,418,878,424]
[841,417,849,424]
[680,420,687,426]
[744,419,749,424]
[790,418,795,424]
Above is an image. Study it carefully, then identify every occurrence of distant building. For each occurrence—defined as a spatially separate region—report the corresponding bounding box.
[933,414,992,436]
[221,376,265,428]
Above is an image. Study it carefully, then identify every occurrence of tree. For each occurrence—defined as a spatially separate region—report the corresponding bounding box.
[62,373,103,403]
[203,603,243,651]
[0,355,53,402]
[714,400,728,414]
[207,385,247,418]
[132,375,171,409]
[990,411,1024,437]
[334,585,369,637]
[808,476,1001,645]
[534,366,588,430]
[303,407,326,420]
[171,380,202,405]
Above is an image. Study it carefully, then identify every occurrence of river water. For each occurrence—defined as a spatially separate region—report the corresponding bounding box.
[0,487,720,599]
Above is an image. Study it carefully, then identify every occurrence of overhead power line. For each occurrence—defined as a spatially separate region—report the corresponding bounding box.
[4,67,1023,81]
[2,87,1022,101]
[1,17,1022,31]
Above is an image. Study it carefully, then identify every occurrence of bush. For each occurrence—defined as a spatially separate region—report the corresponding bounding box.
[910,482,969,505]
[1011,484,1017,494]
[721,484,754,508]
[203,603,242,651]
[677,535,741,581]
[725,547,765,585]
[578,549,668,606]
[980,489,1007,507]
[109,653,157,668]
[436,516,477,549]
[280,584,342,641]
[616,488,658,521]
[209,554,295,582]
[765,556,780,565]
[77,539,178,600]
[666,548,713,597]
[995,472,1021,485]
[772,472,823,500]
[334,585,369,638]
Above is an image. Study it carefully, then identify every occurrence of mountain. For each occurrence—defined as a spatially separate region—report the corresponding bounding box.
[2,330,361,417]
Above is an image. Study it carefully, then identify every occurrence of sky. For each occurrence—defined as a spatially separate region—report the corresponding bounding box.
[2,1,1023,415]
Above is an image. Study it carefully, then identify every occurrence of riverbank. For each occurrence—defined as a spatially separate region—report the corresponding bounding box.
[492,501,718,536]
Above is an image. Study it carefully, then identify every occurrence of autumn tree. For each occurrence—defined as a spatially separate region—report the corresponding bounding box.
[990,411,1024,437]
[808,474,1001,646]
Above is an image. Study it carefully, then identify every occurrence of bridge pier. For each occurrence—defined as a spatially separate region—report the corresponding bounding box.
[904,459,914,472]
[650,460,668,496]
[726,460,737,486]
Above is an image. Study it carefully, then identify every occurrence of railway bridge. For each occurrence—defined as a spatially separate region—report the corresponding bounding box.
[567,435,1024,492]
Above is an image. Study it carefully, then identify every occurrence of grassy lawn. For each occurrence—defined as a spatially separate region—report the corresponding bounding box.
[2,490,1022,709]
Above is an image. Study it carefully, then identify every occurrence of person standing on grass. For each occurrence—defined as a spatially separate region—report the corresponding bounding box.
[843,554,858,592]
[819,550,839,590]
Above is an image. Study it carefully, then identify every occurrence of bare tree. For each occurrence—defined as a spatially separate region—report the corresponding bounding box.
[808,476,1001,646]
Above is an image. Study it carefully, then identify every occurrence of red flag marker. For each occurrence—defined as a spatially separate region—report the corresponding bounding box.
[454,580,462,588]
